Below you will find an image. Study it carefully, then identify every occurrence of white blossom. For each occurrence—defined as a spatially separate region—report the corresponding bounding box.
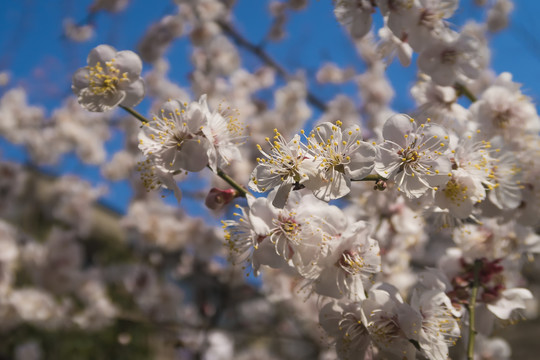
[410,289,460,360]
[72,45,145,112]
[434,167,486,219]
[249,131,318,208]
[470,73,540,145]
[308,221,380,301]
[306,121,376,201]
[418,32,484,86]
[333,0,374,39]
[375,114,452,198]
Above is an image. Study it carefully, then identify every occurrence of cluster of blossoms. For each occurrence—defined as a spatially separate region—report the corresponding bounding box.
[68,37,536,360]
[2,0,539,358]
[224,111,535,359]
[249,121,375,207]
[136,96,245,203]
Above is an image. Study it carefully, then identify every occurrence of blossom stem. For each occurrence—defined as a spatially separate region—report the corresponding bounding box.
[119,105,150,123]
[209,165,248,198]
[454,82,477,102]
[467,258,483,360]
[351,174,386,182]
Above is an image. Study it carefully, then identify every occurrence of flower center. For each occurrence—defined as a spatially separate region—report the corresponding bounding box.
[493,110,511,128]
[338,250,365,275]
[441,49,458,64]
[85,60,129,95]
[339,312,368,341]
[398,148,420,164]
[443,179,468,205]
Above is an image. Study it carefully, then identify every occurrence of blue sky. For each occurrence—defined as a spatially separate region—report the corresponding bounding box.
[1,0,540,215]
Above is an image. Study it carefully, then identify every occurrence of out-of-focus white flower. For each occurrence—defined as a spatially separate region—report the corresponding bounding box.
[202,331,234,360]
[0,88,45,144]
[316,63,356,84]
[27,228,83,295]
[176,0,227,22]
[74,275,118,330]
[101,150,137,180]
[190,21,221,46]
[334,0,374,39]
[356,61,395,130]
[144,59,191,102]
[273,78,312,132]
[0,221,19,297]
[192,35,240,76]
[63,18,94,42]
[470,73,540,145]
[411,74,470,133]
[122,199,200,251]
[374,114,452,198]
[487,0,514,33]
[418,32,483,86]
[0,71,9,87]
[72,45,145,112]
[306,121,376,201]
[377,25,413,67]
[10,289,68,329]
[45,176,105,236]
[402,0,459,52]
[138,15,183,63]
[316,95,361,129]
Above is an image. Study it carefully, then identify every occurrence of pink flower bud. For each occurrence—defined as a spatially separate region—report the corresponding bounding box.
[205,188,237,210]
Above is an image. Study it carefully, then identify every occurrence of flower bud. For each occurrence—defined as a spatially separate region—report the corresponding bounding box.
[205,188,237,210]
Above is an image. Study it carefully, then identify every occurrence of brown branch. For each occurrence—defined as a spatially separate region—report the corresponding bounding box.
[217,20,328,112]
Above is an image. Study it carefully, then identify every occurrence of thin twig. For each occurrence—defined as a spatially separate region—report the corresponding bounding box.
[454,82,477,102]
[214,166,249,198]
[351,174,386,182]
[120,105,149,123]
